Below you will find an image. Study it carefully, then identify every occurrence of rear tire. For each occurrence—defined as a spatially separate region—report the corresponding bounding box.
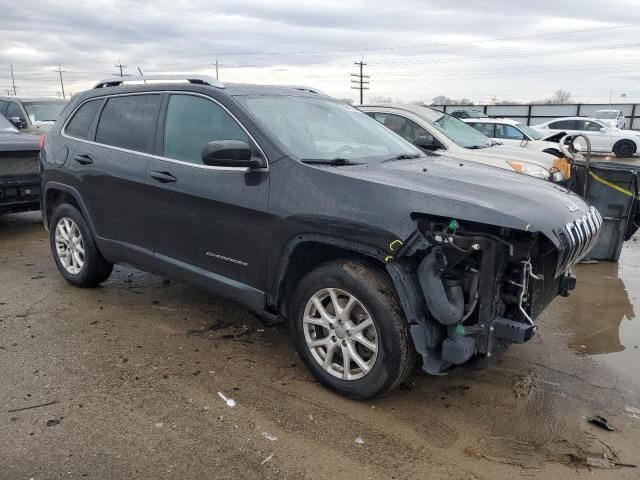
[50,203,113,287]
[613,140,636,158]
[290,260,415,399]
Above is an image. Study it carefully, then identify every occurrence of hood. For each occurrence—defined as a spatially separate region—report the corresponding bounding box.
[0,131,41,152]
[321,155,589,249]
[467,144,555,168]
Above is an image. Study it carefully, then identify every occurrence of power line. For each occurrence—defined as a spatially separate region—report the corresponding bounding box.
[351,58,369,105]
[161,24,639,59]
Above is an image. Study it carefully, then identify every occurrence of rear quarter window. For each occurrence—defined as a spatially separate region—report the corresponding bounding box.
[65,99,102,140]
[95,94,161,153]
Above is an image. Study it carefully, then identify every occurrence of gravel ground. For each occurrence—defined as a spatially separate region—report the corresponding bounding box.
[1,212,639,480]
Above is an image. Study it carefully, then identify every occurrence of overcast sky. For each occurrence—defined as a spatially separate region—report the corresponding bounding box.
[1,0,640,103]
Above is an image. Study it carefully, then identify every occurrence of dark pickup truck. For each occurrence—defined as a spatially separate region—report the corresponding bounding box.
[0,114,42,215]
[40,76,601,399]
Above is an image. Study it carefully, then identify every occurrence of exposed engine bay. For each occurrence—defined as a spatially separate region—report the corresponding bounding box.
[387,216,582,374]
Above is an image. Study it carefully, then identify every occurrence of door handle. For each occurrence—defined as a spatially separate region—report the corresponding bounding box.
[149,171,177,183]
[73,154,93,165]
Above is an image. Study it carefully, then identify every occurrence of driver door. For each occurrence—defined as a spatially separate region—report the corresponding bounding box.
[145,93,271,306]
[575,120,611,152]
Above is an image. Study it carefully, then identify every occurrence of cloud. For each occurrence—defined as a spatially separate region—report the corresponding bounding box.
[1,0,639,103]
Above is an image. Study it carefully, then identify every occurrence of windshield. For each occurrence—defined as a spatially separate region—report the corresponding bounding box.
[593,110,618,119]
[417,108,492,148]
[235,95,422,162]
[23,101,67,123]
[0,114,18,132]
[516,123,544,140]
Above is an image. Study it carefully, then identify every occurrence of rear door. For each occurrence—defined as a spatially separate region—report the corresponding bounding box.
[69,93,162,266]
[145,92,270,307]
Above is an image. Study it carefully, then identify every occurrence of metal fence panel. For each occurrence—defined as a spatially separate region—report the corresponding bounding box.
[432,103,639,129]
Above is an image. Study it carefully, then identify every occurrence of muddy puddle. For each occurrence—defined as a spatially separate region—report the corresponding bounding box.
[554,239,640,382]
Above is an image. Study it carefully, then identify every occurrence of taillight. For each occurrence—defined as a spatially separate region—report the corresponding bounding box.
[37,135,46,150]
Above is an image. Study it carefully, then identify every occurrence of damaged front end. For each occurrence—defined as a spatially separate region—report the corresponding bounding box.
[386,212,600,375]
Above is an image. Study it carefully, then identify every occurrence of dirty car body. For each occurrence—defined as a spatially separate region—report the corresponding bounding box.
[0,114,41,215]
[40,77,601,397]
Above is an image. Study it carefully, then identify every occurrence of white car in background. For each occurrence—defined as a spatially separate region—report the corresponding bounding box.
[592,109,626,129]
[462,117,566,158]
[360,104,568,182]
[533,117,640,158]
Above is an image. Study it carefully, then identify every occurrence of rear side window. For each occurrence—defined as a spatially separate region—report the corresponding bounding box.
[549,120,576,130]
[163,94,249,164]
[65,99,102,140]
[95,94,161,153]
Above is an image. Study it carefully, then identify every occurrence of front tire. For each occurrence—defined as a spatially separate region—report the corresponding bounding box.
[50,203,113,287]
[613,140,636,158]
[290,260,415,399]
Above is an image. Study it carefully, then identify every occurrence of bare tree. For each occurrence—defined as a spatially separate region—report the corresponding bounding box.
[369,95,394,104]
[551,89,572,104]
[431,95,474,106]
[339,97,354,105]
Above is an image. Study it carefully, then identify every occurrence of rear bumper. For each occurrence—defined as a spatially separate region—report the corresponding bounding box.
[0,175,41,215]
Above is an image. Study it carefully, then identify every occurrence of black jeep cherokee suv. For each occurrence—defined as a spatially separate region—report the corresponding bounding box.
[40,75,601,399]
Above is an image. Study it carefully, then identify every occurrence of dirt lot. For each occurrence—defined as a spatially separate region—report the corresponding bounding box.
[1,212,639,479]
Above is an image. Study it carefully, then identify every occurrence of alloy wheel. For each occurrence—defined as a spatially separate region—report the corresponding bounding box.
[303,288,378,380]
[55,217,85,274]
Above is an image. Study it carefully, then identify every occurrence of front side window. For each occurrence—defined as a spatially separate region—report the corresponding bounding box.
[469,122,495,137]
[65,99,102,140]
[95,94,161,153]
[6,102,24,121]
[580,120,605,132]
[23,101,67,124]
[370,112,435,145]
[163,94,249,164]
[495,124,524,140]
[236,95,420,163]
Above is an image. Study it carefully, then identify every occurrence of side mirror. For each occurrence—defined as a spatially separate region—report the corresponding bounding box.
[202,140,265,168]
[600,127,607,133]
[9,117,26,129]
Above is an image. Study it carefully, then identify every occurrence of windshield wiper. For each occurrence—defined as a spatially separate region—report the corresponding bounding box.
[384,153,423,161]
[301,158,363,166]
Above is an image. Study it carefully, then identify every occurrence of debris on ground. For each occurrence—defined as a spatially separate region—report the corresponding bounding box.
[7,400,57,413]
[512,372,537,399]
[218,392,236,407]
[587,415,615,431]
[355,437,365,445]
[261,432,278,442]
[155,422,164,428]
[625,405,640,420]
[46,418,61,427]
[463,447,483,459]
[260,453,274,465]
[586,455,637,469]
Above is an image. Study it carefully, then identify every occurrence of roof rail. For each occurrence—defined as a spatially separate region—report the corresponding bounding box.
[93,74,225,89]
[288,85,328,96]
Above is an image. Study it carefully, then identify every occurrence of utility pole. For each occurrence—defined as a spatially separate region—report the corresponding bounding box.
[57,64,66,99]
[10,64,17,95]
[215,54,219,80]
[350,57,369,105]
[114,60,128,77]
[137,66,147,83]
[4,89,12,95]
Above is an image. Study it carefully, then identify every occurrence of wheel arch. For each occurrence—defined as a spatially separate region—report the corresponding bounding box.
[269,235,388,319]
[43,182,96,235]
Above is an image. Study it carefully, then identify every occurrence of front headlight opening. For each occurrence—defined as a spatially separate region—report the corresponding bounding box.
[506,161,550,179]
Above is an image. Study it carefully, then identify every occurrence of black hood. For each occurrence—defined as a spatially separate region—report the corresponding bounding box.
[317,155,590,249]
